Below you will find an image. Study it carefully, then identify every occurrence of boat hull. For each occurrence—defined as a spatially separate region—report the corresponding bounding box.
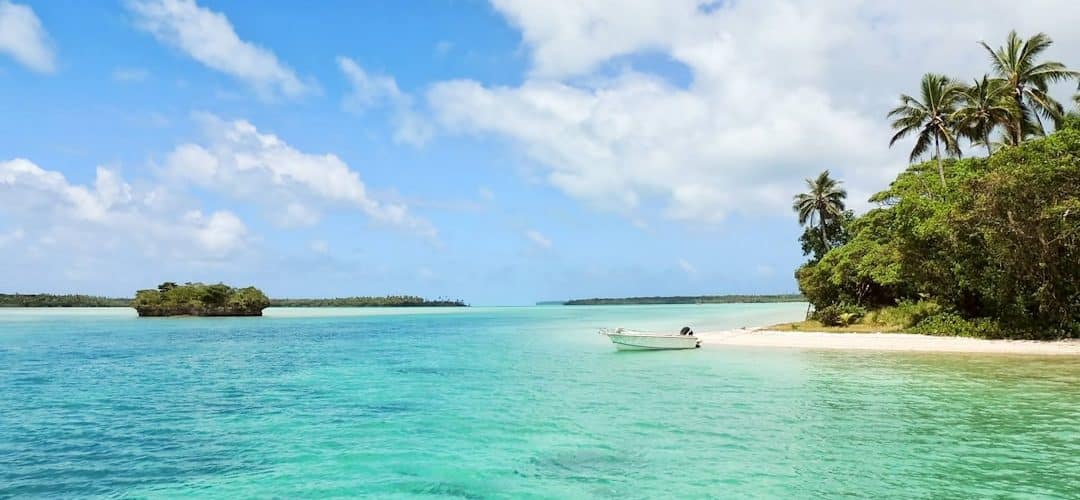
[605,333,701,351]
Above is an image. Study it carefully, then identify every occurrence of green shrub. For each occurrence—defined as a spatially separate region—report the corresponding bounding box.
[814,304,866,326]
[875,300,943,328]
[911,313,1005,338]
[813,305,843,326]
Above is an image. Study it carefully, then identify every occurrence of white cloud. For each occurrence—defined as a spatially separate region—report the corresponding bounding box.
[338,56,433,146]
[163,114,436,238]
[678,258,696,276]
[112,67,149,82]
[128,0,311,99]
[338,56,403,111]
[0,0,55,73]
[0,158,248,259]
[0,227,24,247]
[426,0,1080,224]
[525,229,552,249]
[187,210,247,254]
[490,0,697,79]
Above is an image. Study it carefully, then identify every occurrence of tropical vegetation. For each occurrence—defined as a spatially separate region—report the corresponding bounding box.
[795,31,1080,340]
[133,282,270,317]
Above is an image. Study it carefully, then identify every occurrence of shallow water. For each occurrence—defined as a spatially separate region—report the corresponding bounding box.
[1,304,1077,498]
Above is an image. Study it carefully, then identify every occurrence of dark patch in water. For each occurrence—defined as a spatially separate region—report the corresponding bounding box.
[391,366,467,377]
[518,448,642,483]
[364,401,415,416]
[409,481,486,499]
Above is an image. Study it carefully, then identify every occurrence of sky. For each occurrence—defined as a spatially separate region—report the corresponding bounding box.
[1,0,1079,305]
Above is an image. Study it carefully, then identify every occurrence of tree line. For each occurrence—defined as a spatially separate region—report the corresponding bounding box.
[0,294,131,307]
[793,31,1079,339]
[1,289,467,308]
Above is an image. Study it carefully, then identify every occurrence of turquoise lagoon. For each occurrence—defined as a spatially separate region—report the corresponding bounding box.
[1,303,1078,498]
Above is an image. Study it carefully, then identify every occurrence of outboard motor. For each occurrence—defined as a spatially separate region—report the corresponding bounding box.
[679,326,694,336]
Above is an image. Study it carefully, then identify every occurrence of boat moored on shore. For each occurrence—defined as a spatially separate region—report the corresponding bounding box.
[599,327,701,350]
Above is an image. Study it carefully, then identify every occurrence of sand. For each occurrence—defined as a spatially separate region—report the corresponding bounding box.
[697,328,1080,356]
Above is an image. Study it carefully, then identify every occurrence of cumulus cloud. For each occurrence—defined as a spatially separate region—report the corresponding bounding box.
[525,229,552,249]
[163,114,436,238]
[0,158,248,259]
[0,0,55,73]
[128,0,312,98]
[426,0,1080,223]
[338,56,433,146]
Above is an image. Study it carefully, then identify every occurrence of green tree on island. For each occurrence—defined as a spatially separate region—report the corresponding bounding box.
[888,73,962,188]
[980,31,1079,145]
[792,170,848,261]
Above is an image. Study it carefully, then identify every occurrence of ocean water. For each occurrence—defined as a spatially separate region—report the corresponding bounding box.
[1,303,1078,498]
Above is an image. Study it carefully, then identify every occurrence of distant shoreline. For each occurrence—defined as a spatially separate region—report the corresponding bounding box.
[0,293,467,308]
[555,294,804,306]
[268,299,466,308]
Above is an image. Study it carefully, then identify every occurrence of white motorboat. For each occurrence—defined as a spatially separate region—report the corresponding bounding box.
[599,327,701,351]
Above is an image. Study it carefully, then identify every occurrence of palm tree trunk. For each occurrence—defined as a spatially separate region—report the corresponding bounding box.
[819,209,829,251]
[935,134,946,188]
[985,131,993,157]
[1013,89,1024,145]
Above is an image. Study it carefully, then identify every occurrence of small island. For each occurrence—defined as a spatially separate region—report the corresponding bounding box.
[133,282,270,317]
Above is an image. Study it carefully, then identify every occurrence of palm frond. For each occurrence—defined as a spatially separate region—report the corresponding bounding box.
[889,124,920,146]
[908,131,933,162]
[1027,62,1080,84]
[1018,32,1053,65]
[1025,87,1065,125]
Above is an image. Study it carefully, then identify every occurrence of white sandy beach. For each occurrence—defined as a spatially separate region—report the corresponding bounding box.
[698,329,1080,355]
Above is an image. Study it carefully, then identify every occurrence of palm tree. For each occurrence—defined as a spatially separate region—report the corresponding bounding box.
[792,170,847,253]
[980,31,1079,144]
[951,75,1013,156]
[888,73,962,188]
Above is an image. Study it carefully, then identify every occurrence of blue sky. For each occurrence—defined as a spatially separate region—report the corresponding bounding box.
[2,0,1078,304]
